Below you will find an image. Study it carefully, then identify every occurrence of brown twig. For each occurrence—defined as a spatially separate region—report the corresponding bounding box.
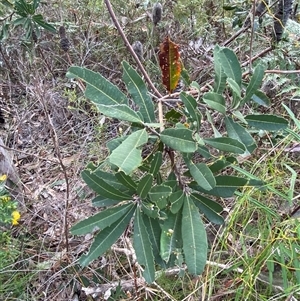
[103,0,164,131]
[103,0,162,99]
[248,0,257,72]
[241,46,273,67]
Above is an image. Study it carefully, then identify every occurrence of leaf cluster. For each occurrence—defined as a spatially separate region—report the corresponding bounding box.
[67,46,289,283]
[0,0,56,42]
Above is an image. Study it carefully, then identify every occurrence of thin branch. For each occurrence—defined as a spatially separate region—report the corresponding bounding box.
[103,0,162,99]
[35,83,70,253]
[249,0,257,72]
[103,0,164,131]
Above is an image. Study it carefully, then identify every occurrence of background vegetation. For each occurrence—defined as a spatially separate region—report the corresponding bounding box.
[0,0,300,300]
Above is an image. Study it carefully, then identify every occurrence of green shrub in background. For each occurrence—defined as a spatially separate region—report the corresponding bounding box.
[67,46,289,283]
[0,0,56,42]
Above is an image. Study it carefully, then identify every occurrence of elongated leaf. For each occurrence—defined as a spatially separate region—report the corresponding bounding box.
[122,61,155,123]
[141,200,159,219]
[191,193,224,225]
[137,174,153,199]
[96,103,143,123]
[190,175,248,197]
[80,204,136,266]
[160,209,182,262]
[209,156,236,173]
[134,208,155,283]
[182,196,208,275]
[242,64,265,105]
[71,203,134,235]
[170,190,184,214]
[213,46,227,94]
[149,185,172,209]
[251,90,271,107]
[225,117,256,154]
[160,128,197,153]
[149,152,162,176]
[92,196,120,207]
[110,129,148,174]
[159,36,182,93]
[142,214,165,267]
[214,46,242,87]
[82,169,131,200]
[67,67,142,123]
[245,114,289,131]
[202,92,226,114]
[94,169,128,191]
[67,67,127,105]
[187,161,216,191]
[204,137,246,154]
[180,92,202,130]
[227,78,241,109]
[33,15,57,33]
[115,171,137,191]
[107,136,127,152]
[282,103,300,129]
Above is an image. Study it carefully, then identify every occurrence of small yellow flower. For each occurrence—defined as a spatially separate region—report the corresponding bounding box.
[0,174,7,182]
[12,211,21,225]
[1,196,11,202]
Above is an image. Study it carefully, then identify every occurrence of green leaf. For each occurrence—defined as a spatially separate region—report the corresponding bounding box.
[209,157,236,173]
[80,204,136,266]
[71,203,134,235]
[180,92,202,130]
[67,67,127,104]
[191,193,224,225]
[148,185,172,209]
[225,117,257,154]
[33,0,41,10]
[251,90,271,107]
[107,136,127,153]
[1,0,14,8]
[160,210,182,262]
[32,15,57,33]
[115,171,137,191]
[96,104,143,123]
[213,46,227,94]
[241,64,265,105]
[66,67,142,123]
[92,196,120,207]
[282,103,300,129]
[227,78,241,109]
[137,174,153,199]
[197,145,211,158]
[170,190,184,214]
[149,152,162,176]
[214,46,242,87]
[134,208,155,283]
[160,129,197,153]
[185,159,216,191]
[202,92,226,114]
[204,137,246,154]
[182,196,208,275]
[142,214,165,267]
[93,169,127,190]
[82,169,131,200]
[12,17,28,27]
[191,175,248,197]
[109,129,148,174]
[245,114,289,131]
[122,61,155,123]
[141,200,159,219]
